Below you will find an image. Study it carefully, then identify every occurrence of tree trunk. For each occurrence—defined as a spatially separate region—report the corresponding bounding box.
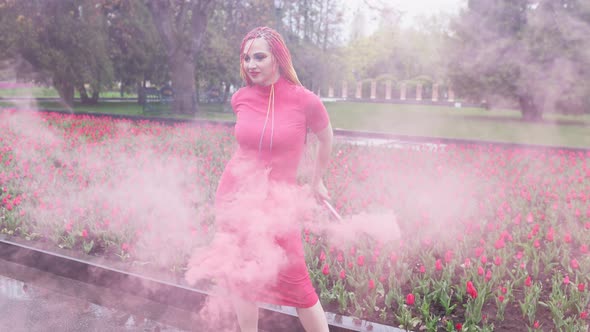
[171,51,197,114]
[147,0,212,115]
[90,90,99,104]
[519,94,542,122]
[137,81,145,105]
[54,77,75,107]
[322,0,330,51]
[78,84,89,103]
[221,83,230,104]
[78,84,99,105]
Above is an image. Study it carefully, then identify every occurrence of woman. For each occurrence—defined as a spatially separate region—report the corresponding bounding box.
[213,26,333,332]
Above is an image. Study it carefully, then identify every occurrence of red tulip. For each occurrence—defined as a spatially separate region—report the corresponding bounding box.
[494,256,502,266]
[466,281,478,299]
[390,253,398,264]
[474,247,484,257]
[406,293,415,306]
[464,258,471,268]
[121,243,130,251]
[435,259,443,271]
[532,224,540,235]
[444,250,453,263]
[571,259,579,270]
[526,212,534,223]
[545,228,554,242]
[513,214,521,224]
[357,255,365,266]
[477,266,484,276]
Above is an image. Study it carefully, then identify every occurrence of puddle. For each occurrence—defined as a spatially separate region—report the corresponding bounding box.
[0,259,189,332]
[335,136,446,151]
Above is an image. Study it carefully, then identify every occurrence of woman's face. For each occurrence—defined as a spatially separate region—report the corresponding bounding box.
[242,38,279,86]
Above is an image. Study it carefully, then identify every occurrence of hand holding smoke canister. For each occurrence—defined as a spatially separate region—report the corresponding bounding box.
[323,199,343,222]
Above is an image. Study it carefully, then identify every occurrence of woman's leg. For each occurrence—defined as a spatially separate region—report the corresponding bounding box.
[296,300,329,332]
[231,296,259,332]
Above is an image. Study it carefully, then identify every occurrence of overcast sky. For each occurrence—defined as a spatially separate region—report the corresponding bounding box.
[390,0,467,24]
[342,0,468,37]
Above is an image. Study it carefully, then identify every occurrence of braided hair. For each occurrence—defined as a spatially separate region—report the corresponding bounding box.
[239,27,302,86]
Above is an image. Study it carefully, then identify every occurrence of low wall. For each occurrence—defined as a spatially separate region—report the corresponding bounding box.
[0,236,400,332]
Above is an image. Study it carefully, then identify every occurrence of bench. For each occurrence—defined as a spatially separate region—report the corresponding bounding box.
[142,86,174,113]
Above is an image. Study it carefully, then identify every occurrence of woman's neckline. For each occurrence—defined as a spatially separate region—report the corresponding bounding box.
[251,76,288,93]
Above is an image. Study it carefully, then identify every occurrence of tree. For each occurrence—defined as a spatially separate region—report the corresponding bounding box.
[195,0,279,103]
[447,0,590,120]
[280,0,346,90]
[341,5,452,85]
[101,0,168,102]
[195,0,347,96]
[0,0,114,106]
[146,0,215,114]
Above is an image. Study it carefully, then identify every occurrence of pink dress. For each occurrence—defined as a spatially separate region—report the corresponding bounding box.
[215,76,329,308]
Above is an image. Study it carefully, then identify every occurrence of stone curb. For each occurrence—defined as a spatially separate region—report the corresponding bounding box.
[0,237,406,332]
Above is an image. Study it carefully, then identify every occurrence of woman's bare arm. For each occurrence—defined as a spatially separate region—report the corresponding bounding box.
[311,123,334,199]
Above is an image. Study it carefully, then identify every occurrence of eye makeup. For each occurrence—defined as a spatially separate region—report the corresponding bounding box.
[253,53,267,61]
[243,52,268,63]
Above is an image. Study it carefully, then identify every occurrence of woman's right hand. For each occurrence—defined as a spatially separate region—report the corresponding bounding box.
[312,178,330,202]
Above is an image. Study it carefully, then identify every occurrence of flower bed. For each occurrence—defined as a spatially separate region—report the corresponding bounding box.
[1,109,589,331]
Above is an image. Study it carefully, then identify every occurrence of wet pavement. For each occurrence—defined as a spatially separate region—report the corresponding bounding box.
[335,136,446,151]
[0,258,193,332]
[0,235,404,332]
[0,256,395,332]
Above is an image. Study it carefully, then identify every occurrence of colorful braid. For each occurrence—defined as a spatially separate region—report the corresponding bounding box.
[240,27,302,86]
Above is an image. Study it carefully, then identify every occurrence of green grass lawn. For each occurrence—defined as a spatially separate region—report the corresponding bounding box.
[326,102,590,148]
[0,100,226,119]
[1,98,588,148]
[0,86,137,99]
[0,86,58,98]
